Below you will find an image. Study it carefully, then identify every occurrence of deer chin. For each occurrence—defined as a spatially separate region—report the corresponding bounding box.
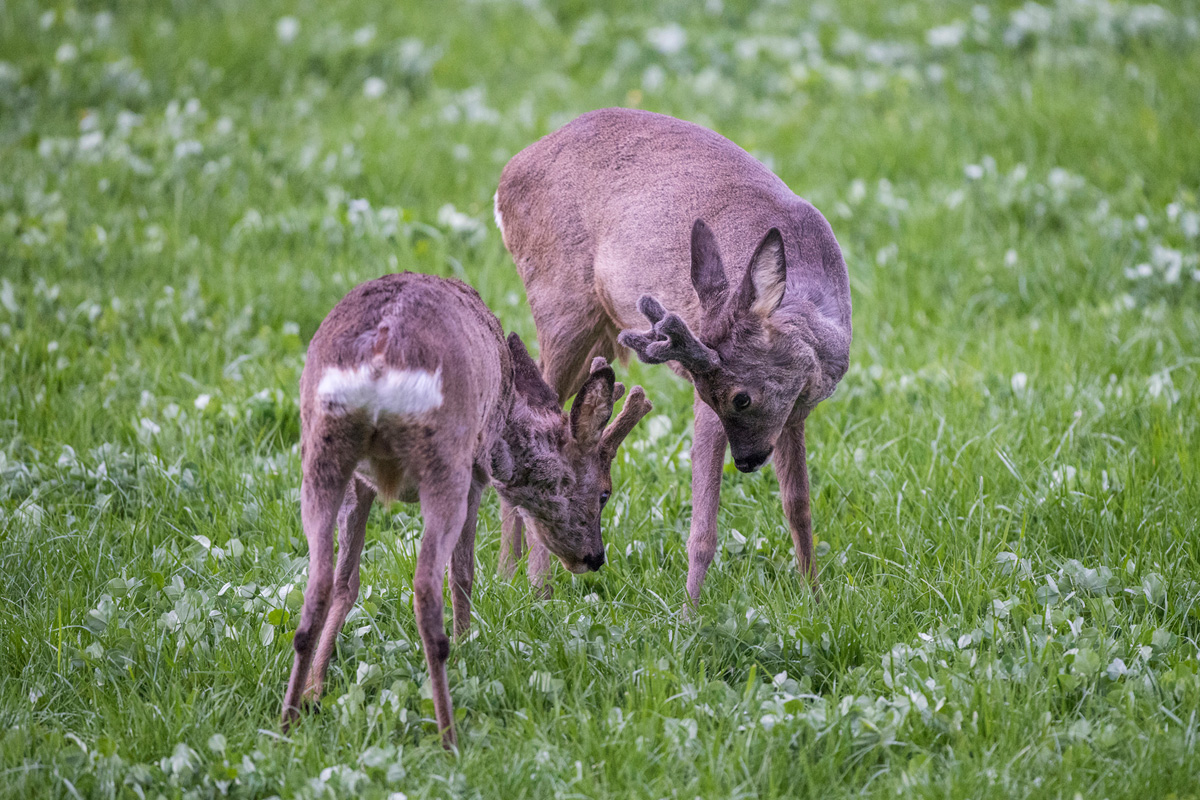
[559,558,592,574]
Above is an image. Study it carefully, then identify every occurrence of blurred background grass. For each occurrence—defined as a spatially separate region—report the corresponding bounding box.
[2,1,1199,797]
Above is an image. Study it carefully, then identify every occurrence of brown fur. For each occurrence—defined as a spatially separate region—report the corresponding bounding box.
[281,272,651,747]
[495,108,851,606]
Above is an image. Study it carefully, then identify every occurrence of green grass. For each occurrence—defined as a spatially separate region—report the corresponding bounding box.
[2,0,1200,797]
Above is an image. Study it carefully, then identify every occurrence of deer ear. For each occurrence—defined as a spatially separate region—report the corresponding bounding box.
[507,333,559,411]
[739,228,787,320]
[690,219,728,315]
[569,363,616,448]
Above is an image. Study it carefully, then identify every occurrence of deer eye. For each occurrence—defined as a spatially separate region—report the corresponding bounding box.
[732,392,752,411]
[600,491,611,506]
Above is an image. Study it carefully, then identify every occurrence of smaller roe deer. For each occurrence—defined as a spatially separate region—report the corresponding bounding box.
[282,272,651,747]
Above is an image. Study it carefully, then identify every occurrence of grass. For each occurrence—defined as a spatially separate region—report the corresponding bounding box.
[2,0,1200,797]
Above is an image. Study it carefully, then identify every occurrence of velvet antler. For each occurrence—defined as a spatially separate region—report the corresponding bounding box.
[600,385,652,459]
[617,295,720,374]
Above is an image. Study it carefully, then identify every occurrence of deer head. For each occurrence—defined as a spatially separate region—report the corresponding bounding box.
[619,220,847,473]
[494,334,652,573]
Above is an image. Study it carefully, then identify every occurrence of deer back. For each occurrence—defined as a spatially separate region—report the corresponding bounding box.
[496,107,851,336]
[300,273,511,496]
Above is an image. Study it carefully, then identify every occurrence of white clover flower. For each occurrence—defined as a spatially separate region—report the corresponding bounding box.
[846,179,865,203]
[1004,3,1052,48]
[363,76,386,99]
[1050,465,1077,488]
[964,163,984,180]
[1147,370,1179,405]
[927,22,967,49]
[78,131,104,152]
[276,16,300,44]
[116,110,142,135]
[646,23,686,55]
[194,394,211,410]
[353,26,376,47]
[55,43,78,63]
[1152,244,1183,284]
[436,203,485,243]
[1180,211,1199,239]
[1011,372,1028,394]
[642,64,666,92]
[173,140,202,159]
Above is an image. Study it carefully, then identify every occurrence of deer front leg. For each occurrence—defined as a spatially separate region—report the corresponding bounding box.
[511,330,604,599]
[282,469,351,730]
[414,469,472,749]
[303,475,375,703]
[450,479,483,639]
[497,498,524,579]
[526,530,553,599]
[685,391,728,610]
[774,417,820,595]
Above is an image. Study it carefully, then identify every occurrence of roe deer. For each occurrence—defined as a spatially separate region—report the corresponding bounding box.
[494,108,851,607]
[282,272,651,747]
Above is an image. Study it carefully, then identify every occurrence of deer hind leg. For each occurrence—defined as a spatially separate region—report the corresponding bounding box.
[685,391,728,613]
[303,474,375,703]
[450,477,484,638]
[282,429,360,729]
[413,464,473,748]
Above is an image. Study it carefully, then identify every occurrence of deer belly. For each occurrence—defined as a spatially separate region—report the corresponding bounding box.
[355,459,420,504]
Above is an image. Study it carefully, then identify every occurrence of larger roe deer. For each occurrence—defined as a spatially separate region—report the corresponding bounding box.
[282,272,651,747]
[494,108,851,607]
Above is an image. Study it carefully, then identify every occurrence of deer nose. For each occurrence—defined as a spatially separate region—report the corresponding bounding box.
[582,549,606,572]
[734,450,771,473]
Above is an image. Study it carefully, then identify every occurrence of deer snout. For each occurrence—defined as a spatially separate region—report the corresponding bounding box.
[582,548,606,572]
[734,448,773,473]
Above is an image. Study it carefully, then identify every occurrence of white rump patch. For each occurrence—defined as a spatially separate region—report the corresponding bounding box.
[317,365,443,422]
[492,190,507,248]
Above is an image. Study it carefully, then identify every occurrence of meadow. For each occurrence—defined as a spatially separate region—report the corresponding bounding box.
[2,0,1200,797]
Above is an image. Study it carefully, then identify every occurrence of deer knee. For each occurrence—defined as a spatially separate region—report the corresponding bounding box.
[307,571,334,608]
[293,574,334,651]
[412,580,448,654]
[424,631,450,663]
[332,580,359,611]
[293,616,322,655]
[687,536,717,566]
